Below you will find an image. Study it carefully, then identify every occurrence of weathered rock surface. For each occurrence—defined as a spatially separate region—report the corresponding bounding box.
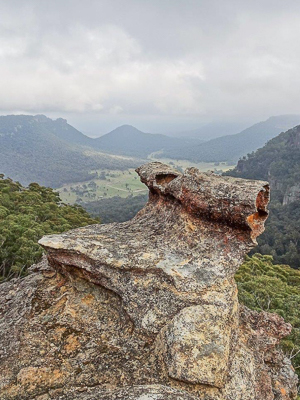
[0,162,298,399]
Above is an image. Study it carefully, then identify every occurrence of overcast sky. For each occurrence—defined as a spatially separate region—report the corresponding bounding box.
[1,0,300,136]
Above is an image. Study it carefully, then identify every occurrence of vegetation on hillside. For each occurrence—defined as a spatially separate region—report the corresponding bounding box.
[236,253,300,383]
[225,125,300,269]
[0,175,98,280]
[226,125,300,183]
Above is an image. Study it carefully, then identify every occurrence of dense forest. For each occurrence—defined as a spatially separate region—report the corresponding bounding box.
[225,125,300,269]
[0,175,98,280]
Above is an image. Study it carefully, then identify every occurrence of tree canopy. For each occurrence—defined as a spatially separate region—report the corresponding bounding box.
[0,175,98,280]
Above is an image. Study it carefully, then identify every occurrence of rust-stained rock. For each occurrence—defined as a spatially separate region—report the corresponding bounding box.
[0,162,297,400]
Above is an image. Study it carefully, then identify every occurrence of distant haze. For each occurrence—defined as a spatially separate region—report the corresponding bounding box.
[1,1,300,136]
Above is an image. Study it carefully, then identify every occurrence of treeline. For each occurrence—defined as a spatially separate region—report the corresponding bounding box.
[0,175,98,280]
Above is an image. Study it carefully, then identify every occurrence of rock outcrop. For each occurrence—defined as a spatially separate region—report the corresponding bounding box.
[0,162,298,400]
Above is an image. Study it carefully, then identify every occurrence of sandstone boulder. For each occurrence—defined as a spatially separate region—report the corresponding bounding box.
[0,162,297,399]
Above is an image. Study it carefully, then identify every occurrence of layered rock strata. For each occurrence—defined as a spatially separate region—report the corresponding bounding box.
[0,162,298,399]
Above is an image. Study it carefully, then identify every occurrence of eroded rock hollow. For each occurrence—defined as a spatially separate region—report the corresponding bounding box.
[0,162,298,399]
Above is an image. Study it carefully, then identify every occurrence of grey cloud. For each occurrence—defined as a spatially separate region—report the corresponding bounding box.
[0,0,300,134]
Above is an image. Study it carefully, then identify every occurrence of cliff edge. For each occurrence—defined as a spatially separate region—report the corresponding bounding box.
[0,162,297,399]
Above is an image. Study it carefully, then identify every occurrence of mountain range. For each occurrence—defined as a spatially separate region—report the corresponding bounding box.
[166,121,248,140]
[92,116,300,162]
[0,115,139,187]
[93,124,199,158]
[1,113,300,188]
[159,115,300,162]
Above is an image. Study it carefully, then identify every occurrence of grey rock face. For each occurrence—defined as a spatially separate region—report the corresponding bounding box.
[283,184,300,205]
[0,162,297,399]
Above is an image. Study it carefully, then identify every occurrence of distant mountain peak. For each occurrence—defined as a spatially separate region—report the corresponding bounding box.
[118,124,138,129]
[267,114,300,120]
[108,125,143,135]
[55,117,68,124]
[33,114,49,122]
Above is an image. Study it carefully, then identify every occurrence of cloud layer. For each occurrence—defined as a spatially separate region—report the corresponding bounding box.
[1,0,300,132]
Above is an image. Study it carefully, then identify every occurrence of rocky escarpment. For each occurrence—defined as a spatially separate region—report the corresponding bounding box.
[0,162,298,400]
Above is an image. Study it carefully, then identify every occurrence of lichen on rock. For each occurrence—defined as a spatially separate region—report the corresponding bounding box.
[0,162,298,399]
